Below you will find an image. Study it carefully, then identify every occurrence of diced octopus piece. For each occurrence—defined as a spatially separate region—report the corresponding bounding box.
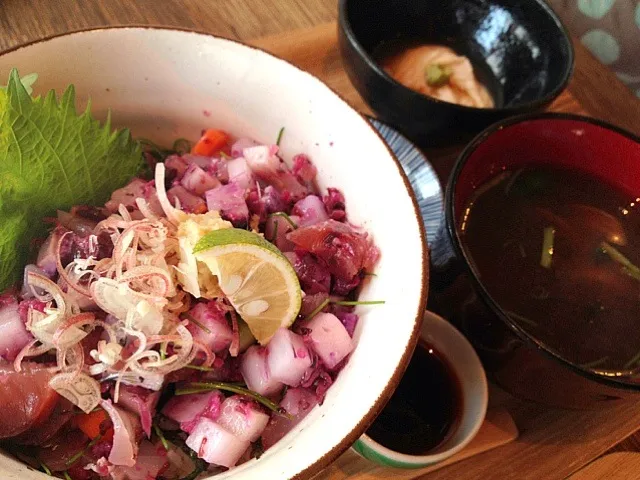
[162,390,224,434]
[205,183,249,226]
[116,385,161,438]
[185,417,249,468]
[0,303,33,361]
[243,145,308,199]
[185,301,234,353]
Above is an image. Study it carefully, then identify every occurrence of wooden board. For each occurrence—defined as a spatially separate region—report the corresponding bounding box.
[249,23,640,480]
[568,453,640,480]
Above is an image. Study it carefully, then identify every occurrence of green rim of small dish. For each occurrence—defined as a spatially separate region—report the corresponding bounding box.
[351,439,435,469]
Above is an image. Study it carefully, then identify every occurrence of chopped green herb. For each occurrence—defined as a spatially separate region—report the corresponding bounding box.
[40,462,52,476]
[268,212,298,229]
[176,381,290,418]
[63,472,72,480]
[183,312,211,334]
[363,272,378,277]
[304,298,329,320]
[219,151,231,159]
[505,310,538,327]
[580,357,609,369]
[624,349,640,370]
[66,433,103,466]
[172,138,192,155]
[154,423,170,451]
[540,226,555,269]
[269,217,280,244]
[184,364,215,372]
[276,127,285,146]
[600,242,640,281]
[139,138,170,157]
[424,63,452,87]
[180,455,208,480]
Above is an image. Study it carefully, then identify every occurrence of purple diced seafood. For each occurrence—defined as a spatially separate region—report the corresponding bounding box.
[180,163,221,196]
[302,312,353,370]
[239,345,283,396]
[266,328,313,387]
[185,418,249,468]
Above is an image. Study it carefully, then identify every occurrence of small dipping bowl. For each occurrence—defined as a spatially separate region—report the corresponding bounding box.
[352,311,488,469]
[430,113,640,409]
[338,0,574,144]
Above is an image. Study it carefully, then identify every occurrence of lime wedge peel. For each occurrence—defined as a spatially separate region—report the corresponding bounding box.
[194,229,302,344]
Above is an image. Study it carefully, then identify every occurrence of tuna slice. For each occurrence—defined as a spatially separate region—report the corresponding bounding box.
[13,397,75,446]
[287,219,379,280]
[0,363,61,439]
[36,429,90,472]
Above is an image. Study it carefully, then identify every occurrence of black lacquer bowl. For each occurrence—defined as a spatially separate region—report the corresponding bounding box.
[338,0,574,145]
[429,113,640,409]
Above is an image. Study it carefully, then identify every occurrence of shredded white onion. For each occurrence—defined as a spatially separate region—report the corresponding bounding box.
[50,372,101,413]
[100,399,138,467]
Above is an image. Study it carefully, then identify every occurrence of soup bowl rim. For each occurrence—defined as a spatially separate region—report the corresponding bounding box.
[445,111,640,392]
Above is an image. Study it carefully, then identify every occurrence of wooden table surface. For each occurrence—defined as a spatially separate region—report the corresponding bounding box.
[1,1,640,479]
[1,0,638,137]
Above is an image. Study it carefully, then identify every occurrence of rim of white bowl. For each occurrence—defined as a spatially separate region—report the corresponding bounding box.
[0,25,430,480]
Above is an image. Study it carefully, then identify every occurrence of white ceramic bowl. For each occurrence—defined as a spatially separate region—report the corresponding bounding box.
[0,28,428,479]
[353,311,488,468]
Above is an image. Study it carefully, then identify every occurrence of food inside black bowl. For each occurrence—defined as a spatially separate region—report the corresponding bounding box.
[377,43,496,109]
[338,0,574,144]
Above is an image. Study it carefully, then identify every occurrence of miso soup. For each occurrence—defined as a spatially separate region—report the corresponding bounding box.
[461,165,640,374]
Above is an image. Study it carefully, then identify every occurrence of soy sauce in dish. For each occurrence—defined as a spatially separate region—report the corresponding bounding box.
[366,342,462,454]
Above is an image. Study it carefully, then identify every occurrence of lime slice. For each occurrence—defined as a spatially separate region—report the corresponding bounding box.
[194,229,301,344]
